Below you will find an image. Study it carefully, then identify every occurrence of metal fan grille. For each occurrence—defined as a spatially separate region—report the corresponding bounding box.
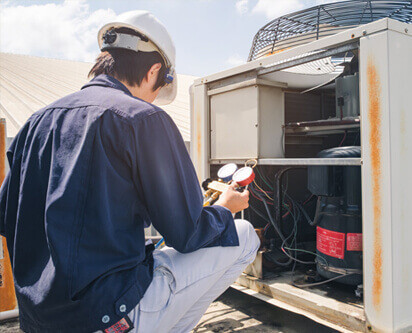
[248,0,412,61]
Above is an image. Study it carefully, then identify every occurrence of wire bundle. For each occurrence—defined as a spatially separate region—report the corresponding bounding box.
[249,167,358,287]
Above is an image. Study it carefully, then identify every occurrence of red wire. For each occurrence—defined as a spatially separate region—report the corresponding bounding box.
[302,194,314,205]
[253,187,274,194]
[250,188,273,205]
[339,131,347,147]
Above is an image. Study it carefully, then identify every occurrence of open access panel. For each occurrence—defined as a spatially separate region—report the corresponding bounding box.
[191,19,412,333]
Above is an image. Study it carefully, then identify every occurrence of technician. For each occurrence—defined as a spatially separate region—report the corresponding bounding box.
[0,11,259,333]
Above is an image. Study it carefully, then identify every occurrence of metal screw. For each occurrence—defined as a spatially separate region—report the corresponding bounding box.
[405,28,409,33]
[362,30,367,36]
[119,304,127,313]
[102,315,110,324]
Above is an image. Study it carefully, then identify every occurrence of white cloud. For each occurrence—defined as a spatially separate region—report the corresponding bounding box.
[235,0,249,15]
[0,0,117,62]
[252,0,305,19]
[226,54,246,67]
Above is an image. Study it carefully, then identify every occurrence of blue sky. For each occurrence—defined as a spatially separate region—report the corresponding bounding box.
[0,0,335,77]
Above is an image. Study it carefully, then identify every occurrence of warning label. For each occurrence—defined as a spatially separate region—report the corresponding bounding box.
[347,233,363,251]
[317,226,345,260]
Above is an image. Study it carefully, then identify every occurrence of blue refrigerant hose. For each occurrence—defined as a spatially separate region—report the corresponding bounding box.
[155,238,165,249]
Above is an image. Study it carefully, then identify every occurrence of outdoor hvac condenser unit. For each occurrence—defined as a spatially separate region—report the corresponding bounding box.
[190,1,412,332]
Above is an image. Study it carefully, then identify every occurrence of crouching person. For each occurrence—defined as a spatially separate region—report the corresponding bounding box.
[0,11,259,333]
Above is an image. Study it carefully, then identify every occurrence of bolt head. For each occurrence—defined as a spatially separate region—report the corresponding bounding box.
[119,304,127,313]
[102,315,110,324]
[362,30,367,36]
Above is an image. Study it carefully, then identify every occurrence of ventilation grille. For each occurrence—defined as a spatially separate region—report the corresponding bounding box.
[248,0,411,61]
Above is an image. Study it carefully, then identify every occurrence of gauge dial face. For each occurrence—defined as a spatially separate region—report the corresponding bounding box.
[233,167,255,186]
[217,163,238,182]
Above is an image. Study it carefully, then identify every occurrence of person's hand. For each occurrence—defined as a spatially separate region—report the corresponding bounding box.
[214,182,249,214]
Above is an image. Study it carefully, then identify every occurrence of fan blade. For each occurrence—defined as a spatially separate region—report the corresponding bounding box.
[300,72,343,94]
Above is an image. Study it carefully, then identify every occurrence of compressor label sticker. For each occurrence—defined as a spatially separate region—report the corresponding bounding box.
[347,233,362,251]
[317,226,345,259]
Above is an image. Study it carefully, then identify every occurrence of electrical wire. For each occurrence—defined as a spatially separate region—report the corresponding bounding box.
[253,187,274,195]
[292,273,357,288]
[252,184,294,267]
[253,167,361,289]
[254,169,320,267]
[302,194,314,205]
[255,168,274,190]
[250,188,273,205]
[252,180,273,201]
[249,205,271,224]
[283,246,328,266]
[339,130,347,147]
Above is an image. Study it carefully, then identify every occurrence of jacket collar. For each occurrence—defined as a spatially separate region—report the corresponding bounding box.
[81,74,132,96]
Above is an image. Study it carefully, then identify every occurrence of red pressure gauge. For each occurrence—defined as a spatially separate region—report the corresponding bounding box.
[232,167,255,187]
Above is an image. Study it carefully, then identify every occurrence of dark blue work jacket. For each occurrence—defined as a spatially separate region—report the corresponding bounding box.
[0,75,238,333]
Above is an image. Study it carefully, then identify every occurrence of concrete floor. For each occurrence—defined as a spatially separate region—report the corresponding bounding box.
[0,288,337,332]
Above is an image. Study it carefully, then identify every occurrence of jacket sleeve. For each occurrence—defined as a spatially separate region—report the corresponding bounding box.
[0,171,10,237]
[130,110,239,253]
[0,141,15,238]
[0,119,30,237]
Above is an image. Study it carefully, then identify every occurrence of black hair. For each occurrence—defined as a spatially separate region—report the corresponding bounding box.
[88,27,167,90]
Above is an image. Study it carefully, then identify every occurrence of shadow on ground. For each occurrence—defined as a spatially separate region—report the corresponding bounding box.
[0,288,337,332]
[193,288,337,332]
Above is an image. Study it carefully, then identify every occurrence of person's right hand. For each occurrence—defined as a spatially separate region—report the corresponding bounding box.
[214,182,249,214]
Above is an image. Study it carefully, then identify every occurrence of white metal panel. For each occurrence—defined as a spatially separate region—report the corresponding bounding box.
[360,30,393,333]
[210,85,259,159]
[258,85,284,158]
[360,27,412,332]
[386,30,412,333]
[209,81,285,160]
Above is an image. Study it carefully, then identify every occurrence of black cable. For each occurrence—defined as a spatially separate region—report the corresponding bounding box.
[249,204,270,224]
[292,273,358,288]
[252,184,293,267]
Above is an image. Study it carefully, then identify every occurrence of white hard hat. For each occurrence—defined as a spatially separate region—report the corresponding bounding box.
[98,11,177,105]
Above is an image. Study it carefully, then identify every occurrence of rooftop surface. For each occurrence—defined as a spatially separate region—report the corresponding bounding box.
[0,53,195,141]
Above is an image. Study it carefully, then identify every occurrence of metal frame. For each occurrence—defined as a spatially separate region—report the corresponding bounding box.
[193,19,403,87]
[210,158,361,166]
[257,42,358,76]
[359,26,412,332]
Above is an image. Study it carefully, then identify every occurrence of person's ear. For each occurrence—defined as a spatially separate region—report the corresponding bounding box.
[146,63,162,87]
